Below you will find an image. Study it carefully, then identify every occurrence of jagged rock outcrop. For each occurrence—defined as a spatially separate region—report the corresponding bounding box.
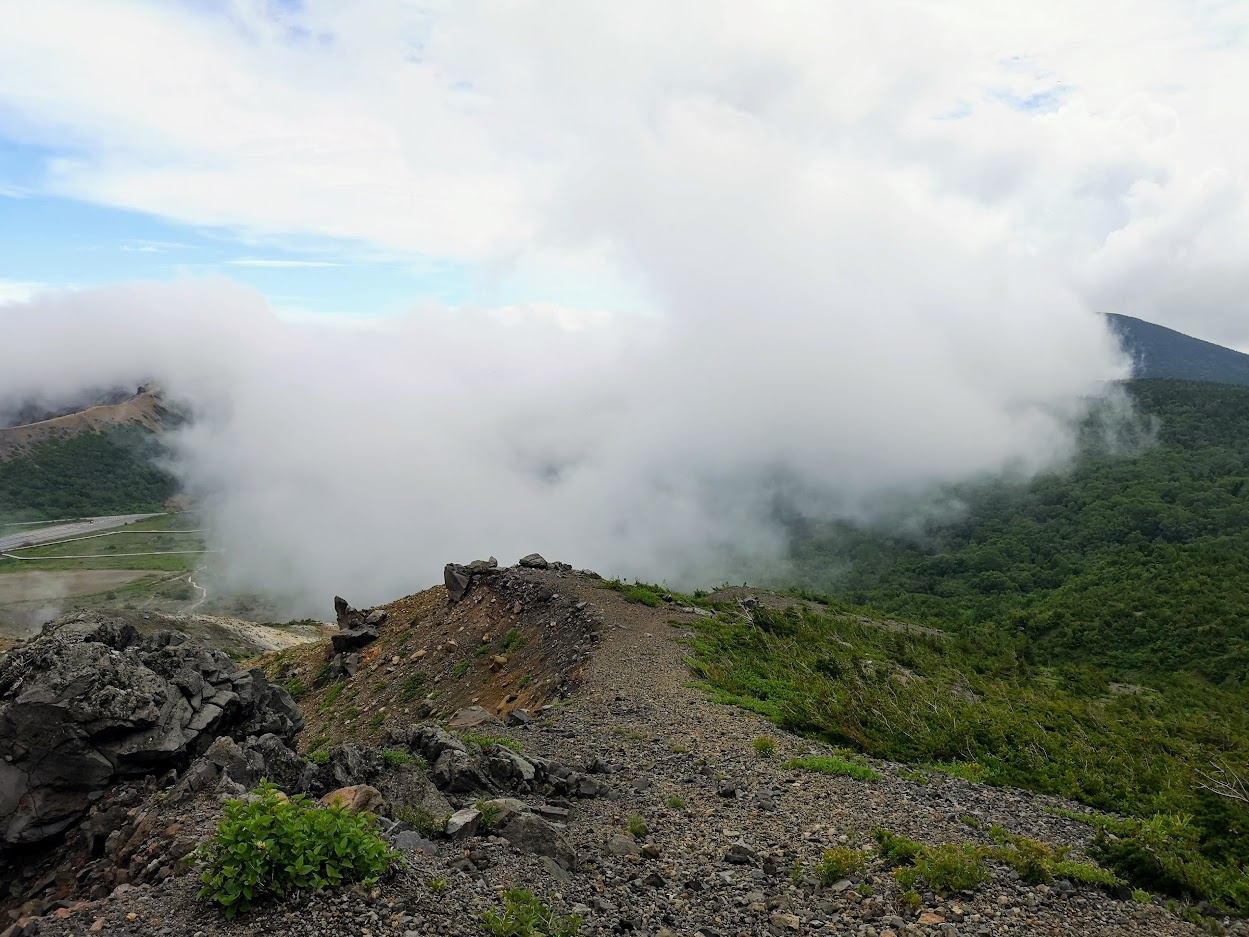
[0,619,302,848]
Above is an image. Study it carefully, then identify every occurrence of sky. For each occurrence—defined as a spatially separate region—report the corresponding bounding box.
[1,0,1247,341]
[0,0,1244,607]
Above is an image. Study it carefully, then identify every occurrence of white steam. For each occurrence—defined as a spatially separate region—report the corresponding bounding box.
[0,266,1126,611]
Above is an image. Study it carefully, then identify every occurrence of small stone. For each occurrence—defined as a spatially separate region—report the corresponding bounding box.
[445,808,481,840]
[918,912,946,925]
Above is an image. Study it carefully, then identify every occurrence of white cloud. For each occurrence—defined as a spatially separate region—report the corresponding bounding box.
[0,281,50,305]
[226,258,343,268]
[0,1,1246,341]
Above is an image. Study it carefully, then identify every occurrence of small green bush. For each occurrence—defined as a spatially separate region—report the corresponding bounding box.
[477,800,504,829]
[460,732,523,752]
[906,843,990,895]
[502,628,526,652]
[1132,889,1152,904]
[482,888,582,937]
[395,804,448,838]
[626,814,648,839]
[382,749,419,769]
[665,796,686,809]
[453,660,471,677]
[753,736,776,758]
[816,846,865,883]
[873,828,924,866]
[787,755,881,782]
[429,876,449,896]
[194,781,398,918]
[282,676,307,700]
[400,672,427,701]
[307,748,330,766]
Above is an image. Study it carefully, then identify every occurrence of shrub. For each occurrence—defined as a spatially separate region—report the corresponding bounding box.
[482,888,582,937]
[665,796,686,809]
[400,672,427,701]
[194,781,398,918]
[307,748,330,766]
[282,676,307,700]
[382,749,419,769]
[816,846,865,884]
[502,628,526,652]
[459,732,523,753]
[429,877,449,896]
[452,660,471,677]
[627,814,648,839]
[753,736,776,758]
[873,828,924,866]
[787,755,881,782]
[908,844,990,895]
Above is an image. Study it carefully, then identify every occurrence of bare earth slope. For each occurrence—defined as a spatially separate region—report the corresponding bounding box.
[14,563,1244,937]
[0,389,168,459]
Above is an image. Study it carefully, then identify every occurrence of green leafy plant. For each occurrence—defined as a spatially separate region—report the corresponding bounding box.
[282,676,307,700]
[786,755,881,782]
[875,829,989,896]
[477,800,504,830]
[502,628,526,653]
[306,748,330,766]
[320,683,344,710]
[482,888,582,937]
[816,846,865,884]
[429,877,449,896]
[193,781,398,918]
[626,814,648,839]
[452,660,471,677]
[752,736,776,758]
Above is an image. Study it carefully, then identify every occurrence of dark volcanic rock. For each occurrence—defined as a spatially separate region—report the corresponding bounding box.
[0,618,302,849]
[330,627,378,653]
[518,553,549,569]
[444,564,473,602]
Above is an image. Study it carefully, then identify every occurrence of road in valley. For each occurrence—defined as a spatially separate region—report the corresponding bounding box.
[0,514,165,553]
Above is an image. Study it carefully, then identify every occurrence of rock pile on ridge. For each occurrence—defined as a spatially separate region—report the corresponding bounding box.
[0,617,302,848]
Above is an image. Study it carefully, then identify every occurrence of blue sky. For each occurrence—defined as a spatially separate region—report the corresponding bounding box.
[0,138,473,316]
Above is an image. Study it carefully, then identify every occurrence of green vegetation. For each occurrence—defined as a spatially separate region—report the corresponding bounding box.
[785,754,881,782]
[816,846,864,883]
[665,795,686,810]
[988,827,1118,886]
[282,677,307,700]
[429,876,449,896]
[874,830,990,896]
[381,749,419,769]
[399,671,427,701]
[452,660,471,677]
[394,804,448,839]
[458,732,523,753]
[477,800,504,830]
[194,781,397,918]
[626,814,648,839]
[482,889,582,937]
[601,579,666,607]
[0,426,178,521]
[320,684,344,710]
[501,627,526,653]
[306,748,330,766]
[752,736,776,758]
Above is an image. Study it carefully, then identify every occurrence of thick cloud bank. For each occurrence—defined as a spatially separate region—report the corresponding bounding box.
[0,270,1125,608]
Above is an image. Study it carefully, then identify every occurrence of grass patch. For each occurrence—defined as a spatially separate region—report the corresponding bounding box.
[483,888,581,937]
[501,627,526,653]
[602,579,665,607]
[752,736,776,758]
[665,796,686,810]
[452,660,471,677]
[786,755,881,782]
[399,671,427,701]
[626,814,648,839]
[458,732,523,753]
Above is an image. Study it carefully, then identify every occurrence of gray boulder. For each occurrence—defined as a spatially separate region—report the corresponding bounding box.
[0,619,302,848]
[518,553,549,569]
[443,564,473,602]
[330,627,378,653]
[499,812,575,870]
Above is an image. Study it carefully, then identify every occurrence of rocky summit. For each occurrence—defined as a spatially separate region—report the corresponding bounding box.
[0,559,1243,937]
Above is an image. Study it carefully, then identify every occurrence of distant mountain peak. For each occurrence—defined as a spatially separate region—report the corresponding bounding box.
[1106,313,1249,387]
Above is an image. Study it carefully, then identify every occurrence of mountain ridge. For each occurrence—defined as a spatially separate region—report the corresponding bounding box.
[1107,313,1249,386]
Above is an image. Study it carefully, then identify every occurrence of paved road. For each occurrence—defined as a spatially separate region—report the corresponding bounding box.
[0,514,164,553]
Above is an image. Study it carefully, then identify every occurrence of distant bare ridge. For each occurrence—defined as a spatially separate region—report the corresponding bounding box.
[0,388,169,460]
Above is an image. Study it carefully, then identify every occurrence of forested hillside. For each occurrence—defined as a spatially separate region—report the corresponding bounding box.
[0,427,178,521]
[789,379,1249,683]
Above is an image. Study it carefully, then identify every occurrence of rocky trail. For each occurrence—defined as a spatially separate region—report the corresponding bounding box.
[1,560,1242,937]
